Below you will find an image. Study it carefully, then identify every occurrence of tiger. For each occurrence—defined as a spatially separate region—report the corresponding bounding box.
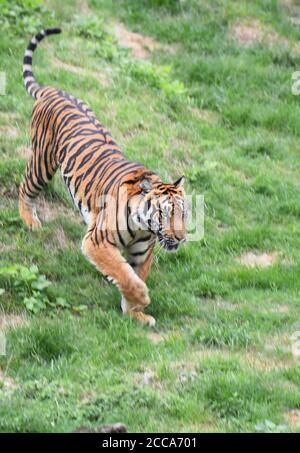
[19,28,187,326]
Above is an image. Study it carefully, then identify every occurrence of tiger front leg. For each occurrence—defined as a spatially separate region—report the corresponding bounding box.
[120,240,156,326]
[82,234,156,327]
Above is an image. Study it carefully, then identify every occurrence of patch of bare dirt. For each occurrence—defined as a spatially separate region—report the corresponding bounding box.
[145,331,165,344]
[0,243,16,254]
[211,299,241,311]
[229,19,263,46]
[191,108,218,123]
[54,226,69,249]
[0,125,19,138]
[237,251,278,268]
[137,370,156,385]
[172,347,292,375]
[0,112,19,121]
[281,0,294,5]
[132,369,163,390]
[36,197,82,224]
[16,145,31,159]
[233,169,251,182]
[281,0,300,25]
[0,313,28,330]
[268,304,290,314]
[265,333,292,354]
[229,18,299,51]
[286,409,300,427]
[176,369,197,385]
[52,58,111,87]
[171,358,198,372]
[290,16,300,25]
[0,185,18,198]
[76,0,90,15]
[74,423,127,433]
[241,351,291,371]
[114,22,175,59]
[81,390,97,405]
[0,370,18,391]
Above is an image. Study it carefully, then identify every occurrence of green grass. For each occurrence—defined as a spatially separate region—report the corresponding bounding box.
[1,0,300,432]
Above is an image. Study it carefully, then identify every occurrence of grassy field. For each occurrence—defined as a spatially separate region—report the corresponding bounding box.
[1,0,300,433]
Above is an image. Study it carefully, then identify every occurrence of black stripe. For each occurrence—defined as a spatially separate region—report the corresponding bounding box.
[126,204,135,238]
[84,157,121,197]
[42,143,54,181]
[28,42,37,51]
[132,235,152,244]
[74,174,84,196]
[64,138,100,174]
[49,104,80,145]
[121,179,138,186]
[23,56,32,65]
[45,28,62,35]
[35,32,44,42]
[105,229,117,247]
[25,80,34,90]
[116,185,126,247]
[130,248,149,257]
[76,149,97,171]
[102,162,143,195]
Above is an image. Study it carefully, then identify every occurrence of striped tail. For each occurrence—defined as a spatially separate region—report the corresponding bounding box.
[23,27,62,99]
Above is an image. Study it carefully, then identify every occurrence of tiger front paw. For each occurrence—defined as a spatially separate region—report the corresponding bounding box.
[121,298,156,327]
[130,311,156,327]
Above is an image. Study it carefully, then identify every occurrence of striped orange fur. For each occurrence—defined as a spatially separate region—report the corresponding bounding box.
[19,28,187,326]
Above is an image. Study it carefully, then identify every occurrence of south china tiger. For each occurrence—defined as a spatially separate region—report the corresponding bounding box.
[19,28,187,326]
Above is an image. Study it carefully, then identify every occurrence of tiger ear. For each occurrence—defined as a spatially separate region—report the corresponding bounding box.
[140,177,152,193]
[174,176,185,188]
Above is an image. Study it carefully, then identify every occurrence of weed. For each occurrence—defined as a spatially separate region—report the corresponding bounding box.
[0,264,71,313]
[0,0,55,35]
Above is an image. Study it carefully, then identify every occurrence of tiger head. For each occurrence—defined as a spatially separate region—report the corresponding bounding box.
[134,176,187,251]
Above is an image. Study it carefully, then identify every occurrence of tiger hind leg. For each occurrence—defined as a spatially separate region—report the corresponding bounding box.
[19,148,57,229]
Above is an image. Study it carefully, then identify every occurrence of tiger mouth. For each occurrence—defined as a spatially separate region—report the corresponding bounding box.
[164,243,180,252]
[158,234,181,252]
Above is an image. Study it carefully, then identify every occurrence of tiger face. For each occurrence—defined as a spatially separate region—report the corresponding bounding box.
[136,176,187,251]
